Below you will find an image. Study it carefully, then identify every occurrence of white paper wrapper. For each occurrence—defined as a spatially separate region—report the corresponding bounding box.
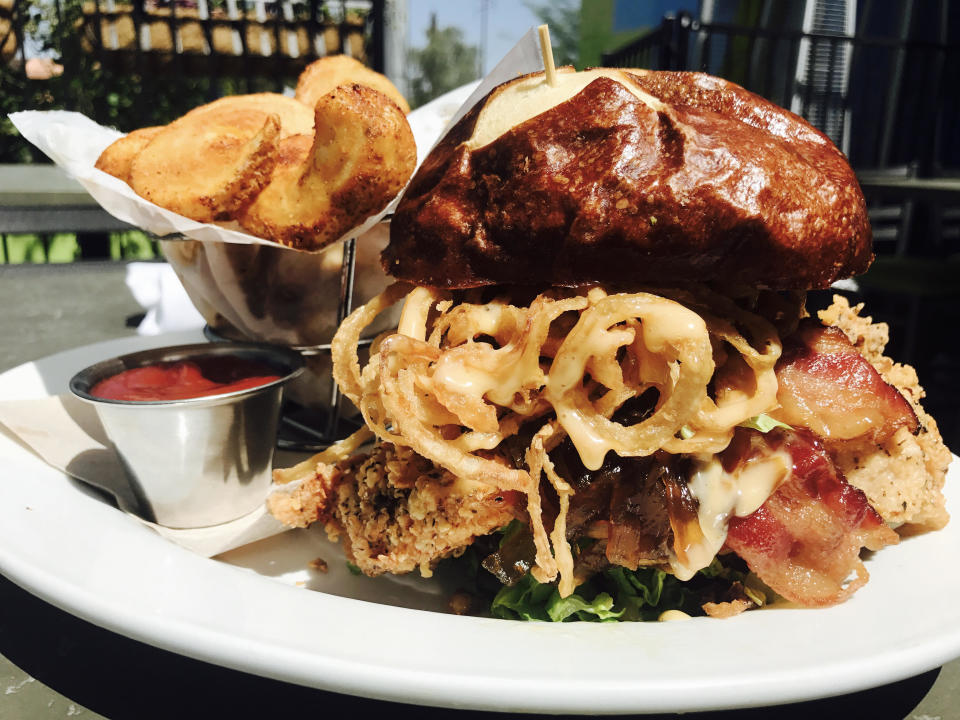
[441,27,542,137]
[7,107,394,248]
[7,26,541,251]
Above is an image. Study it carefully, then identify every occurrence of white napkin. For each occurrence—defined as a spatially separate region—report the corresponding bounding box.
[126,262,206,336]
[0,393,299,557]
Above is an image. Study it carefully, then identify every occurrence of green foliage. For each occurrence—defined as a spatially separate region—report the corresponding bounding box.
[1,0,296,163]
[739,413,792,433]
[0,234,60,264]
[407,15,479,108]
[0,230,155,264]
[113,230,157,260]
[578,0,648,69]
[524,0,581,68]
[490,565,706,623]
[492,573,625,622]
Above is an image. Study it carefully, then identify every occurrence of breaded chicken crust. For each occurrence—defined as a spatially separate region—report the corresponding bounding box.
[820,295,951,530]
[269,443,519,576]
[95,126,163,183]
[237,84,416,251]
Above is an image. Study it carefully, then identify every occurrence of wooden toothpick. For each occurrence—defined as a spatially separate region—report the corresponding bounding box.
[538,24,557,86]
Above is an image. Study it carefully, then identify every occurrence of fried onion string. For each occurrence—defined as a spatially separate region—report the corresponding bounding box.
[330,284,784,595]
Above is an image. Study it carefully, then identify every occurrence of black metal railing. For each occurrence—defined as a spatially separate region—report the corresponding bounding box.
[602,9,960,251]
[602,10,958,177]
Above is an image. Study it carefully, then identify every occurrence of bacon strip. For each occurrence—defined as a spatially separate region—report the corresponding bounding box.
[774,319,917,443]
[724,428,899,606]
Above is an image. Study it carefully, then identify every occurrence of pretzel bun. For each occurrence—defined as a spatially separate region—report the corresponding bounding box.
[385,68,872,290]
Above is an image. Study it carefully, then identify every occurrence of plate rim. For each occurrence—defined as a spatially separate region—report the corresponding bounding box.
[1,333,959,715]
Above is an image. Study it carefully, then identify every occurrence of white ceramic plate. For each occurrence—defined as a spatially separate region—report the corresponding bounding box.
[1,334,959,715]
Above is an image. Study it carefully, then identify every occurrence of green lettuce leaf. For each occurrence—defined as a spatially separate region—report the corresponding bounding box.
[496,518,529,547]
[489,563,727,623]
[546,591,623,622]
[738,413,792,433]
[491,574,625,622]
[490,574,555,621]
[602,566,704,621]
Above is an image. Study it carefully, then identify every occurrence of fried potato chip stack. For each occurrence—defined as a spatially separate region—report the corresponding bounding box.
[96,57,416,252]
[94,126,163,183]
[296,54,411,115]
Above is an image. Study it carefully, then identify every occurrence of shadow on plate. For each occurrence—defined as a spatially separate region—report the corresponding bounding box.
[218,526,454,614]
[0,574,941,720]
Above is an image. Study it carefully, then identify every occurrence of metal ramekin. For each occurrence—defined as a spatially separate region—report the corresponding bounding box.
[69,342,304,528]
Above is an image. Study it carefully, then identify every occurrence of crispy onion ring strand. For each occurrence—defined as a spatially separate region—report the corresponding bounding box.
[546,293,714,470]
[377,334,531,490]
[331,281,412,406]
[527,422,576,594]
[329,284,790,595]
[271,426,373,485]
[397,285,445,340]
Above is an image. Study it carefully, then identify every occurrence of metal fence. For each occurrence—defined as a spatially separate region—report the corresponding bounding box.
[72,0,385,93]
[601,10,960,259]
[602,10,958,176]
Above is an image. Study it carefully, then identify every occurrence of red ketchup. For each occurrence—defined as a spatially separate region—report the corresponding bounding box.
[91,357,282,401]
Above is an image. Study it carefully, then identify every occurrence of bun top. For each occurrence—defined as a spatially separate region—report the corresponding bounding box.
[384,68,872,290]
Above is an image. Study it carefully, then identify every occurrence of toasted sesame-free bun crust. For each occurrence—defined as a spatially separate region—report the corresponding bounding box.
[385,69,872,290]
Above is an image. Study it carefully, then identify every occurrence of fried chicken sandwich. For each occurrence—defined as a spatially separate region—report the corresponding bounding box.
[270,68,951,620]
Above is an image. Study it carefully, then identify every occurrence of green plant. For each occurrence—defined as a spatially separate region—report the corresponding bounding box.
[407,14,479,108]
[0,230,155,264]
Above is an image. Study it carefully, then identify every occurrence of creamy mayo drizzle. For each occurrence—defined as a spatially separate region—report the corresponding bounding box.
[427,296,584,414]
[397,286,438,340]
[545,296,710,470]
[670,450,792,580]
[368,287,785,593]
[430,344,539,412]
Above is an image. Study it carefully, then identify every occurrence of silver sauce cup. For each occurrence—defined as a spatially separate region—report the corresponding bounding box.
[69,343,304,528]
